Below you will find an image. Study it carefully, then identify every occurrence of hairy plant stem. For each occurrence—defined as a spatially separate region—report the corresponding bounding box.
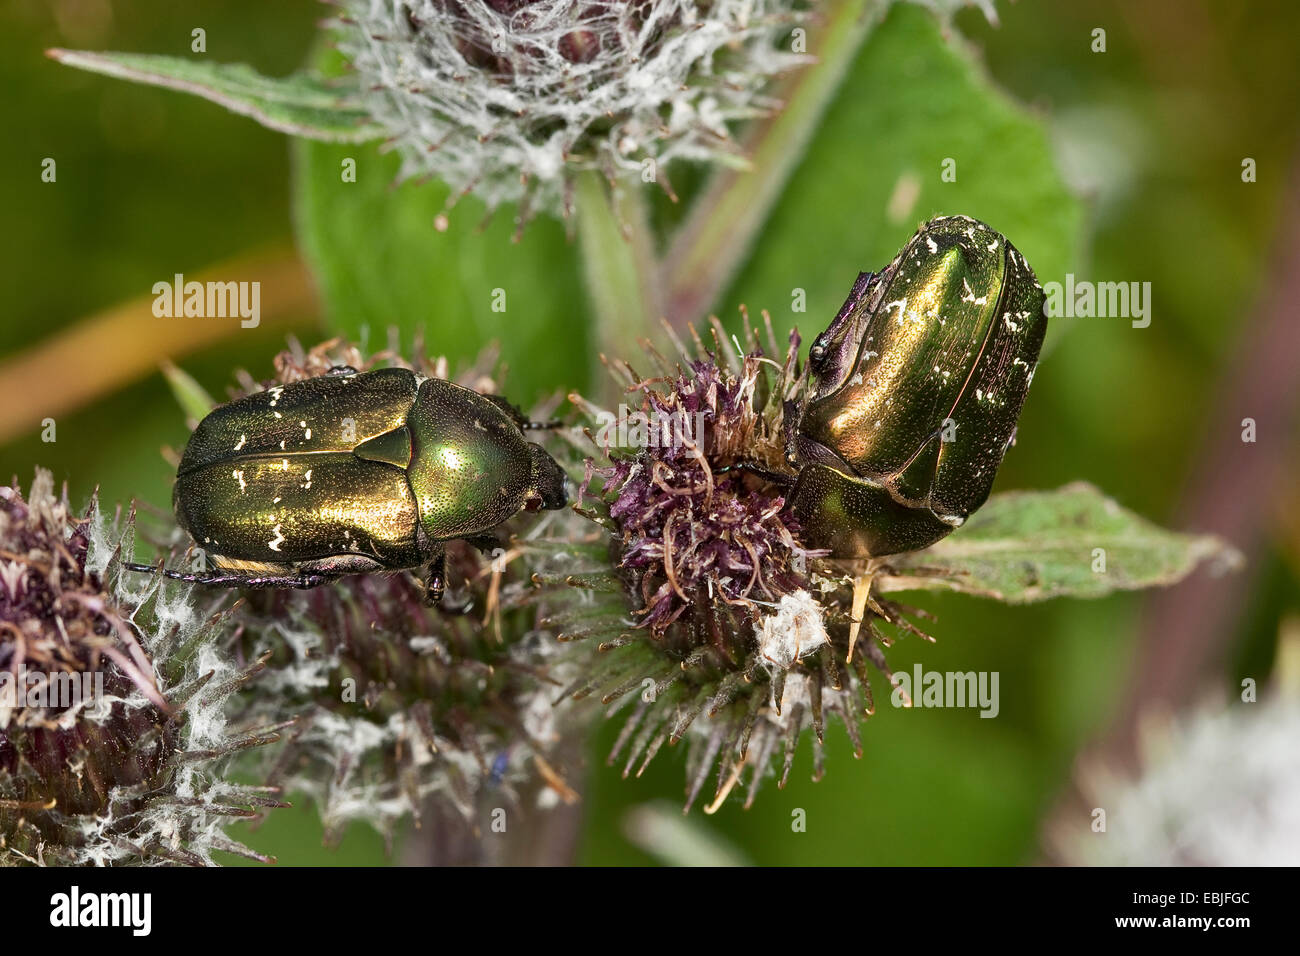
[660,0,881,329]
[404,736,587,866]
[575,171,663,398]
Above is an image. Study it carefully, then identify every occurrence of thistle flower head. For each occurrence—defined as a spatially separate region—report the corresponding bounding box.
[0,471,282,865]
[548,317,929,810]
[337,0,809,216]
[592,339,821,633]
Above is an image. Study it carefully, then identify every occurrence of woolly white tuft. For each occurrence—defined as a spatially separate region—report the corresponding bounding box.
[757,589,830,671]
[337,0,810,214]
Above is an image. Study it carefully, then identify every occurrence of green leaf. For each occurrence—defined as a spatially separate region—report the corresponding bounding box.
[160,360,217,423]
[291,138,594,402]
[723,3,1084,348]
[46,50,381,142]
[877,482,1243,603]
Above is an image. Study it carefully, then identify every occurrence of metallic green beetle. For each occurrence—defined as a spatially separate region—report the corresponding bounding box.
[126,366,568,603]
[785,215,1047,558]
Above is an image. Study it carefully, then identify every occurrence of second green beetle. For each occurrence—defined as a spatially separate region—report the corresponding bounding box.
[786,215,1048,558]
[129,366,568,603]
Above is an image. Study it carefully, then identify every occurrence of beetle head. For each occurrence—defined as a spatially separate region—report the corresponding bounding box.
[805,270,881,403]
[526,444,569,512]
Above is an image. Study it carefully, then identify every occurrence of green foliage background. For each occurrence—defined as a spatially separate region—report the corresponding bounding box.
[2,0,1296,865]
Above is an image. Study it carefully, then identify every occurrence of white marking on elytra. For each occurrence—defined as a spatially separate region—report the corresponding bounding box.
[926,237,938,254]
[234,434,247,451]
[1014,358,1033,386]
[232,469,247,493]
[301,468,313,490]
[267,386,284,407]
[1003,312,1020,332]
[268,524,286,552]
[281,459,290,471]
[960,278,988,305]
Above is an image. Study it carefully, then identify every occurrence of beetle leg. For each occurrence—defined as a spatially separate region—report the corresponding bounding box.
[424,554,446,607]
[224,572,331,589]
[421,561,475,613]
[714,460,795,488]
[480,394,530,427]
[481,394,561,430]
[122,561,329,589]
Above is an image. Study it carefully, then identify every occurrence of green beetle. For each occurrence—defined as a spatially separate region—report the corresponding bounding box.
[126,366,568,604]
[785,215,1047,559]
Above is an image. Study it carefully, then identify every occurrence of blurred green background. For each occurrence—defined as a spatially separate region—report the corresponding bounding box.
[2,0,1297,865]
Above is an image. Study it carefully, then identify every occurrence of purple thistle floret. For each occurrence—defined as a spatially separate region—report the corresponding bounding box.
[588,354,824,636]
[557,321,916,808]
